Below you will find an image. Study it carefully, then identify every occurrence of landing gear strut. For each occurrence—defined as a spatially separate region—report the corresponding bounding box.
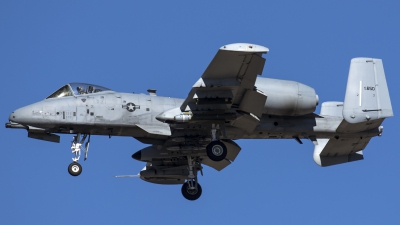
[206,124,227,161]
[68,133,90,176]
[182,156,202,200]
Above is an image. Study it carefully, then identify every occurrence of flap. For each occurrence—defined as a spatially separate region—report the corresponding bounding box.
[230,112,260,133]
[238,89,267,118]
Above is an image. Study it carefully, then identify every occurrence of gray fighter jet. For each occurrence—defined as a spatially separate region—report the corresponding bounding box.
[6,43,393,200]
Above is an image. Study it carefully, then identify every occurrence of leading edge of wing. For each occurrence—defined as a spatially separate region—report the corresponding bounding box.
[220,43,269,53]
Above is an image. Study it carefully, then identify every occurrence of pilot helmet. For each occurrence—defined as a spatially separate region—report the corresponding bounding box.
[77,86,84,93]
[88,86,94,93]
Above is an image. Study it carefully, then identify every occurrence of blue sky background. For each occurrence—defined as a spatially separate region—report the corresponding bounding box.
[1,1,399,224]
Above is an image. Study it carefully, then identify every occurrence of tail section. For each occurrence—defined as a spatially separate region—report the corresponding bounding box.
[343,58,393,123]
[313,58,393,167]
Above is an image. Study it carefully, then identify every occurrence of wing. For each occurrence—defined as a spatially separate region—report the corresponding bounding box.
[313,137,371,167]
[180,43,269,133]
[136,44,269,179]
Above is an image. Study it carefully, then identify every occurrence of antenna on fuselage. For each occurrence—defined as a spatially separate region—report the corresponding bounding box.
[147,89,157,96]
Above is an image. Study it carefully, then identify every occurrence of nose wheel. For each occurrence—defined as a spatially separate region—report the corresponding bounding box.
[68,162,82,176]
[181,181,202,201]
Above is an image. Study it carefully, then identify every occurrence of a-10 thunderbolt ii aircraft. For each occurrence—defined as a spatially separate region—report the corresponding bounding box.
[6,43,393,200]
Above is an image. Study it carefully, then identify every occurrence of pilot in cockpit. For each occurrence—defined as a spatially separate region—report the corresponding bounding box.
[77,86,85,95]
[87,85,94,93]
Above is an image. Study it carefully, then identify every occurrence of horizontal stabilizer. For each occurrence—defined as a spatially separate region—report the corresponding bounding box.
[320,102,343,117]
[313,137,371,167]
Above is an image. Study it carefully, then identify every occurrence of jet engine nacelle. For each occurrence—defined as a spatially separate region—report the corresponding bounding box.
[256,78,318,116]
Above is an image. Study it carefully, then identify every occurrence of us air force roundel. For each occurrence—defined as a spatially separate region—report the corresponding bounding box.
[126,102,137,112]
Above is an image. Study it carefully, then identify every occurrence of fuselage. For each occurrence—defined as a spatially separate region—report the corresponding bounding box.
[8,80,381,143]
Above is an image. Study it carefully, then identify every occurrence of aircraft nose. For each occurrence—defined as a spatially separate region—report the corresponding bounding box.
[9,105,36,125]
[10,107,28,124]
[9,111,16,122]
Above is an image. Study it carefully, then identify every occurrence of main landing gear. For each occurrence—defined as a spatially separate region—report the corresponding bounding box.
[206,141,227,161]
[68,133,90,176]
[182,156,203,200]
[182,124,227,200]
[206,124,227,162]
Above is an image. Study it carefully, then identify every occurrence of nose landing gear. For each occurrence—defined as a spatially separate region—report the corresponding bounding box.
[182,156,203,201]
[68,134,90,176]
[181,181,202,201]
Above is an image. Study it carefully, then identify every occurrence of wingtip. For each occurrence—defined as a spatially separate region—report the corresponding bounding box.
[220,43,269,53]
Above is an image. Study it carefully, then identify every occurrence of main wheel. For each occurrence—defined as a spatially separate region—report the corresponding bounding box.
[206,141,227,161]
[68,162,82,176]
[181,182,202,201]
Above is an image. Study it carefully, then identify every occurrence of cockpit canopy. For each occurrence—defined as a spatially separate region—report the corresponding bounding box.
[46,83,112,99]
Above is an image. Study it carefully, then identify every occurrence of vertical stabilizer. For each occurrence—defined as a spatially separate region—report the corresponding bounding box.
[343,58,393,123]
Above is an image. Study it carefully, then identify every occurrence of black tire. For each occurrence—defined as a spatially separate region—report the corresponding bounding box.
[68,162,82,176]
[181,182,202,201]
[206,141,227,161]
